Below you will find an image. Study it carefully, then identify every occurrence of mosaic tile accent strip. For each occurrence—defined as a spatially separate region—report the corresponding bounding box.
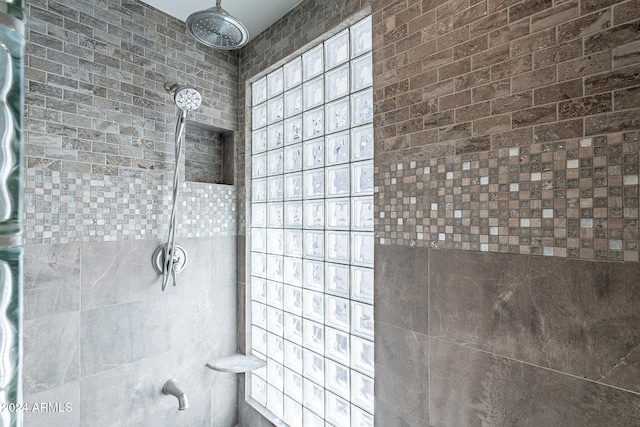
[375,132,640,262]
[24,170,237,244]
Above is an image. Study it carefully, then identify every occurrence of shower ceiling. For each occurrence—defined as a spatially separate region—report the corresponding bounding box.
[139,0,304,43]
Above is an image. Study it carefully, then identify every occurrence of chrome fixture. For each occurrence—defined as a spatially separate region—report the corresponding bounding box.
[162,379,189,411]
[186,0,249,50]
[154,82,202,291]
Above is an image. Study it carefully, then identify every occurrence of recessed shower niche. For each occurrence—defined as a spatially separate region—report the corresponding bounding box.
[184,120,234,185]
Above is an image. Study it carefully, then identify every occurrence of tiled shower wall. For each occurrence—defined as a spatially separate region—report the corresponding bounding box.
[23,1,240,426]
[372,0,640,425]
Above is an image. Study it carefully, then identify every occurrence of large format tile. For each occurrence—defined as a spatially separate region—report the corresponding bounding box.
[374,244,429,334]
[23,381,80,427]
[429,249,640,392]
[24,243,80,320]
[211,235,237,287]
[429,338,640,426]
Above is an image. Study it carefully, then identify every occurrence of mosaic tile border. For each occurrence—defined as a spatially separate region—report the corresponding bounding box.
[24,170,237,244]
[375,132,640,262]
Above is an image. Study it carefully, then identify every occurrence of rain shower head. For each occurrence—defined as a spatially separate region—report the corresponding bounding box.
[186,0,249,50]
[164,83,202,112]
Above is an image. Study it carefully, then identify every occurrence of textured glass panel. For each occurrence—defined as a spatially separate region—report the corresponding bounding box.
[304,200,325,229]
[303,320,325,354]
[252,276,267,302]
[303,289,324,322]
[325,64,349,101]
[326,198,350,230]
[284,257,303,288]
[252,203,266,227]
[252,153,267,178]
[352,197,374,230]
[303,138,324,169]
[351,125,374,160]
[326,263,349,296]
[303,379,325,418]
[351,301,373,339]
[284,143,303,172]
[252,227,266,253]
[326,231,349,264]
[325,327,349,364]
[285,341,303,374]
[351,53,373,92]
[351,371,374,412]
[351,335,374,376]
[351,89,373,126]
[326,361,350,400]
[252,301,267,327]
[268,68,284,97]
[268,332,284,361]
[303,44,324,81]
[351,161,374,195]
[304,349,325,386]
[285,88,303,118]
[284,201,303,228]
[253,128,267,153]
[268,149,284,176]
[266,228,283,254]
[252,325,267,354]
[304,407,324,427]
[267,279,284,308]
[284,116,302,145]
[326,392,351,426]
[284,56,303,89]
[267,376,284,414]
[251,374,267,406]
[326,295,349,331]
[268,176,284,201]
[284,173,302,200]
[253,103,267,129]
[351,266,373,303]
[351,16,372,57]
[303,169,324,199]
[352,405,374,427]
[253,76,267,105]
[268,95,284,124]
[268,123,284,149]
[284,395,302,426]
[252,253,267,278]
[304,76,324,111]
[285,368,303,402]
[352,232,374,267]
[326,132,349,165]
[284,229,303,257]
[284,312,303,343]
[267,203,283,227]
[304,230,324,259]
[325,29,349,69]
[303,259,324,291]
[325,98,349,134]
[303,107,324,140]
[267,254,284,282]
[326,164,350,198]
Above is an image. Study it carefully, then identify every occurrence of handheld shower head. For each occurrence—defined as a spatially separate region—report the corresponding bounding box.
[164,82,202,112]
[186,0,249,50]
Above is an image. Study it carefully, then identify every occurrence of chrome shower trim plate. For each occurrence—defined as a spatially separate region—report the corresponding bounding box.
[152,244,188,275]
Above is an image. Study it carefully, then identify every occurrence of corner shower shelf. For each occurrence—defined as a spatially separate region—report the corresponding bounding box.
[206,353,266,373]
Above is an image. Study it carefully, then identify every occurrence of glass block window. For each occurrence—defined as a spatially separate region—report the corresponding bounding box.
[249,16,374,427]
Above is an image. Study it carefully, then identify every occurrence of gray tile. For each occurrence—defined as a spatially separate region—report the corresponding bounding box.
[211,235,237,287]
[24,381,80,427]
[374,244,429,334]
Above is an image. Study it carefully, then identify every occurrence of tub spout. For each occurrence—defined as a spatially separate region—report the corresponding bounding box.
[162,379,189,411]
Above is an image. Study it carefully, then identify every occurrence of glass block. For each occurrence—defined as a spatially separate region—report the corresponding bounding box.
[304,322,325,357]
[268,149,284,175]
[267,279,284,309]
[303,378,325,415]
[252,202,266,227]
[351,266,373,303]
[284,57,303,90]
[284,396,302,427]
[285,369,303,402]
[326,263,349,296]
[326,198,350,229]
[284,230,302,257]
[252,301,267,327]
[351,16,372,58]
[268,123,284,149]
[352,197,374,230]
[303,289,324,322]
[351,53,372,92]
[304,200,325,229]
[284,87,303,117]
[303,169,325,199]
[304,349,325,385]
[266,254,283,282]
[304,76,324,111]
[284,312,303,344]
[326,132,349,165]
[325,361,350,400]
[352,161,374,195]
[252,152,267,178]
[304,407,324,427]
[251,374,267,406]
[303,44,324,81]
[303,107,324,140]
[268,332,285,362]
[284,173,302,200]
[268,68,284,97]
[351,125,374,160]
[252,252,266,278]
[351,335,374,376]
[252,228,266,253]
[326,295,349,331]
[304,230,324,259]
[352,405,374,427]
[326,164,350,198]
[326,392,350,426]
[268,95,284,124]
[325,98,350,134]
[325,64,349,101]
[253,128,267,153]
[252,76,267,106]
[284,201,303,228]
[284,257,303,287]
[304,138,324,169]
[284,116,303,145]
[268,362,284,394]
[267,203,283,227]
[351,89,373,125]
[252,325,267,354]
[268,176,283,201]
[352,232,374,267]
[325,327,349,365]
[252,276,267,302]
[351,371,374,412]
[284,143,303,172]
[326,231,350,264]
[351,301,374,339]
[266,228,283,254]
[285,342,304,378]
[325,30,349,70]
[303,259,324,290]
[252,103,267,129]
